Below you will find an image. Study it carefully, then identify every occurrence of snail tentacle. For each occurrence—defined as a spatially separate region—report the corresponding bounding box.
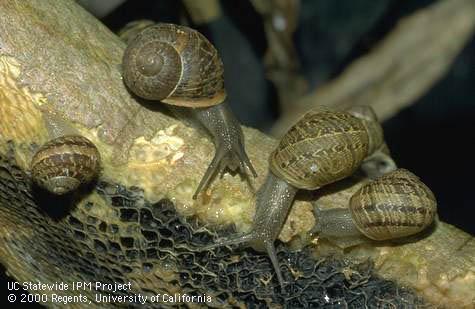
[192,104,257,199]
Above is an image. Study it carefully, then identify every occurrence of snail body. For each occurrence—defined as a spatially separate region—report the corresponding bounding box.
[122,23,256,199]
[31,135,101,195]
[202,106,395,288]
[314,168,437,245]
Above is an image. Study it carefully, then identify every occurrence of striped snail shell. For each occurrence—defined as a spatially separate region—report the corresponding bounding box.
[349,168,437,240]
[31,135,101,195]
[122,23,226,107]
[270,107,384,190]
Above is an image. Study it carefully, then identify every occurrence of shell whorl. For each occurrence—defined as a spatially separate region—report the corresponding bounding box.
[269,109,371,190]
[349,169,437,240]
[31,136,101,195]
[122,23,226,107]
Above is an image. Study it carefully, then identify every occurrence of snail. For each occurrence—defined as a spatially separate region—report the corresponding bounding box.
[31,135,101,195]
[313,168,437,248]
[201,106,396,288]
[122,23,257,199]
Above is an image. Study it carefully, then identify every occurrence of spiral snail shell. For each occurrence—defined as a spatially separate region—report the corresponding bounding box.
[351,168,437,240]
[122,23,256,199]
[313,168,437,246]
[270,106,385,190]
[201,106,394,288]
[31,135,101,195]
[122,23,225,107]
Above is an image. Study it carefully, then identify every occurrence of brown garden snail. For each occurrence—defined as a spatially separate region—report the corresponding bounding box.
[313,168,437,248]
[201,106,396,288]
[31,135,101,195]
[122,23,257,199]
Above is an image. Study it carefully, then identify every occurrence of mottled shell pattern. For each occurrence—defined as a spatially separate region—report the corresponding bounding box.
[31,136,101,195]
[270,108,383,190]
[349,168,437,240]
[122,23,226,107]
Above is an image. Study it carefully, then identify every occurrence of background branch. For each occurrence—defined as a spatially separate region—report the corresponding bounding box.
[271,0,475,136]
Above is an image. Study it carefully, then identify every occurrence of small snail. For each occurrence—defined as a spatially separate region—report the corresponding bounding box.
[313,168,437,247]
[122,23,257,199]
[201,106,396,288]
[31,135,101,195]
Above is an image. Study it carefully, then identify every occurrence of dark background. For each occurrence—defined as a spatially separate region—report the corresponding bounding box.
[2,0,474,307]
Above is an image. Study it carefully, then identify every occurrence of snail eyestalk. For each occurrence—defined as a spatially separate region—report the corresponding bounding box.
[192,104,257,199]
